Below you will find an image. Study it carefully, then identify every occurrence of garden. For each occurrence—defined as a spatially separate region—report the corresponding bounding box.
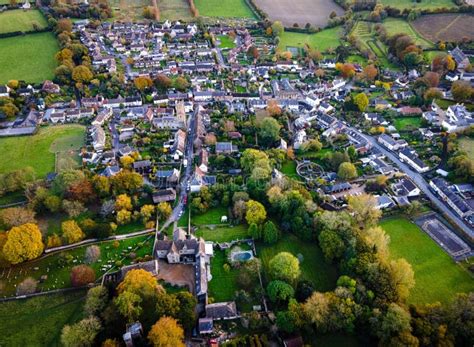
[393,116,423,132]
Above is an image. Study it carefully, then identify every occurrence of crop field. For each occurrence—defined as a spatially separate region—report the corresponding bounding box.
[108,0,150,21]
[254,0,343,28]
[412,14,474,42]
[383,18,433,49]
[194,0,255,18]
[0,32,58,84]
[0,9,48,34]
[380,217,474,305]
[0,290,86,346]
[278,26,342,53]
[158,0,192,20]
[0,125,85,178]
[459,137,474,161]
[379,0,458,10]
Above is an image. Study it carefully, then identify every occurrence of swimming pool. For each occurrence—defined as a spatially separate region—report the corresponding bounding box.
[231,250,253,262]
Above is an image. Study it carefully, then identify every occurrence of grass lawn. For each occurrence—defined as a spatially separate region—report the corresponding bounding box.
[379,0,457,10]
[208,249,239,302]
[0,125,85,178]
[194,0,255,18]
[257,234,338,292]
[383,18,433,49]
[278,26,342,52]
[115,220,147,235]
[0,9,48,34]
[393,116,422,132]
[380,217,474,305]
[280,160,297,177]
[195,224,250,243]
[0,290,86,346]
[0,32,59,84]
[192,206,229,225]
[218,34,236,49]
[0,235,153,297]
[459,137,474,161]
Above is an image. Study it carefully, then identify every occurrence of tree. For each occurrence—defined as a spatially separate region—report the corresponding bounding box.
[3,223,43,264]
[16,277,38,295]
[44,195,62,213]
[115,290,143,322]
[117,269,161,299]
[271,21,284,36]
[245,200,267,225]
[61,316,101,347]
[0,207,36,229]
[56,18,73,34]
[156,202,172,222]
[72,65,93,84]
[267,280,295,303]
[371,303,412,342]
[134,76,153,91]
[140,204,155,225]
[269,252,300,283]
[148,317,185,347]
[62,200,86,218]
[338,162,357,180]
[300,139,322,152]
[263,221,279,244]
[85,245,101,264]
[348,194,381,230]
[258,117,281,146]
[62,220,85,244]
[248,223,261,240]
[363,226,390,259]
[247,45,259,60]
[116,209,132,225]
[363,64,378,81]
[389,258,415,301]
[174,291,197,331]
[318,229,344,263]
[336,63,356,78]
[267,99,282,116]
[67,179,96,203]
[84,286,108,317]
[111,171,143,194]
[71,265,96,287]
[424,71,439,87]
[173,76,189,91]
[115,194,132,211]
[451,80,473,102]
[353,92,369,111]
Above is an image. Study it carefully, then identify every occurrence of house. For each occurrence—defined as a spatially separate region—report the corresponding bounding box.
[376,194,395,209]
[371,98,391,110]
[123,322,143,347]
[378,134,399,151]
[430,178,473,218]
[155,235,207,264]
[392,178,420,197]
[205,302,238,320]
[190,167,216,192]
[364,113,388,126]
[92,108,112,126]
[101,165,120,177]
[215,142,237,154]
[198,318,213,335]
[90,125,106,152]
[133,160,152,174]
[450,47,469,70]
[42,80,61,94]
[399,148,429,173]
[173,129,186,156]
[369,157,394,175]
[152,188,176,203]
[155,169,180,187]
[324,182,352,194]
[0,85,9,97]
[398,106,422,116]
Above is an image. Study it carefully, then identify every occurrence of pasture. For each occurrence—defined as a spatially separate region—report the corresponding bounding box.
[278,26,342,53]
[108,0,149,21]
[158,0,192,20]
[383,18,433,49]
[254,0,343,28]
[0,125,85,178]
[412,14,474,42]
[459,137,474,161]
[380,217,474,305]
[0,9,48,34]
[0,290,86,346]
[0,32,58,84]
[194,0,255,18]
[379,0,457,10]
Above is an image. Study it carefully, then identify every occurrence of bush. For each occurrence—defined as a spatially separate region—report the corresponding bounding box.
[70,265,96,287]
[16,277,38,295]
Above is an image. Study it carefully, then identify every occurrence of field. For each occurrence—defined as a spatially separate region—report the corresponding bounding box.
[196,225,250,242]
[158,0,192,20]
[380,217,474,305]
[394,116,423,131]
[278,26,342,53]
[0,32,59,84]
[0,125,85,178]
[383,18,433,49]
[257,234,338,292]
[254,0,343,28]
[208,249,240,302]
[194,0,255,18]
[0,9,48,34]
[0,290,86,346]
[459,137,474,161]
[412,14,474,42]
[218,35,236,49]
[379,0,457,10]
[108,0,150,21]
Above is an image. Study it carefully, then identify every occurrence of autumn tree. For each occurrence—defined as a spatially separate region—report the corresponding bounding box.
[111,171,143,194]
[16,277,38,295]
[353,92,369,112]
[134,76,153,91]
[269,252,301,284]
[72,65,93,84]
[390,258,415,301]
[245,200,267,225]
[148,317,185,347]
[156,202,172,222]
[62,220,85,244]
[71,265,96,287]
[85,245,101,264]
[115,290,143,322]
[0,207,36,229]
[451,80,473,102]
[62,200,86,218]
[56,18,73,34]
[61,316,101,347]
[338,162,358,180]
[117,269,162,299]
[115,194,132,211]
[336,63,356,78]
[3,223,44,264]
[154,74,172,91]
[348,194,381,230]
[173,76,189,91]
[140,204,155,225]
[362,64,378,81]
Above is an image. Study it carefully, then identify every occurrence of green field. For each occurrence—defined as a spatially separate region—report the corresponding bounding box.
[208,249,240,302]
[0,9,48,34]
[379,0,457,10]
[279,26,342,52]
[196,224,250,242]
[218,34,236,49]
[383,18,433,49]
[194,0,255,18]
[0,290,86,346]
[394,116,423,131]
[257,234,338,292]
[192,206,229,226]
[0,32,59,84]
[380,217,474,305]
[0,125,85,178]
[459,137,474,161]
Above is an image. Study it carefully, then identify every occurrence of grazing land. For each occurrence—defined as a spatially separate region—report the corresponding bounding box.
[0,9,48,34]
[380,217,474,305]
[254,0,343,28]
[0,32,59,84]
[383,18,433,49]
[379,0,457,10]
[108,0,150,21]
[412,14,474,42]
[459,137,474,161]
[158,0,192,20]
[257,234,338,292]
[194,0,255,18]
[0,125,85,178]
[278,26,342,52]
[0,290,86,346]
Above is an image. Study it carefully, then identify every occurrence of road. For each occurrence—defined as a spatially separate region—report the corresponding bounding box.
[351,127,474,240]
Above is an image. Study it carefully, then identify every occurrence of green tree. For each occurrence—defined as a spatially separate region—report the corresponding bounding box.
[267,280,295,303]
[248,223,261,240]
[337,162,358,180]
[61,316,101,347]
[318,229,344,263]
[263,221,279,244]
[115,290,143,322]
[353,92,369,112]
[269,252,301,284]
[245,200,267,225]
[84,286,109,317]
[271,21,284,36]
[258,117,281,146]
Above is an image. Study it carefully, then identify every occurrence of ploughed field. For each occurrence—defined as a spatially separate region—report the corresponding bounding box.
[412,13,474,42]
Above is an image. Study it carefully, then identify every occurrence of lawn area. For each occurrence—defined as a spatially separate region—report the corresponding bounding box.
[208,249,239,302]
[459,137,474,161]
[195,224,250,243]
[0,125,85,178]
[194,0,255,18]
[0,235,153,297]
[393,116,423,131]
[379,0,457,10]
[278,26,342,52]
[280,160,298,178]
[383,18,433,49]
[192,206,229,225]
[0,290,86,346]
[218,34,236,49]
[257,234,338,292]
[0,32,59,84]
[380,217,474,305]
[0,9,48,34]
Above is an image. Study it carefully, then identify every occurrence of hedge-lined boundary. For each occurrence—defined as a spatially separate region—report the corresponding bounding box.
[0,27,51,39]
